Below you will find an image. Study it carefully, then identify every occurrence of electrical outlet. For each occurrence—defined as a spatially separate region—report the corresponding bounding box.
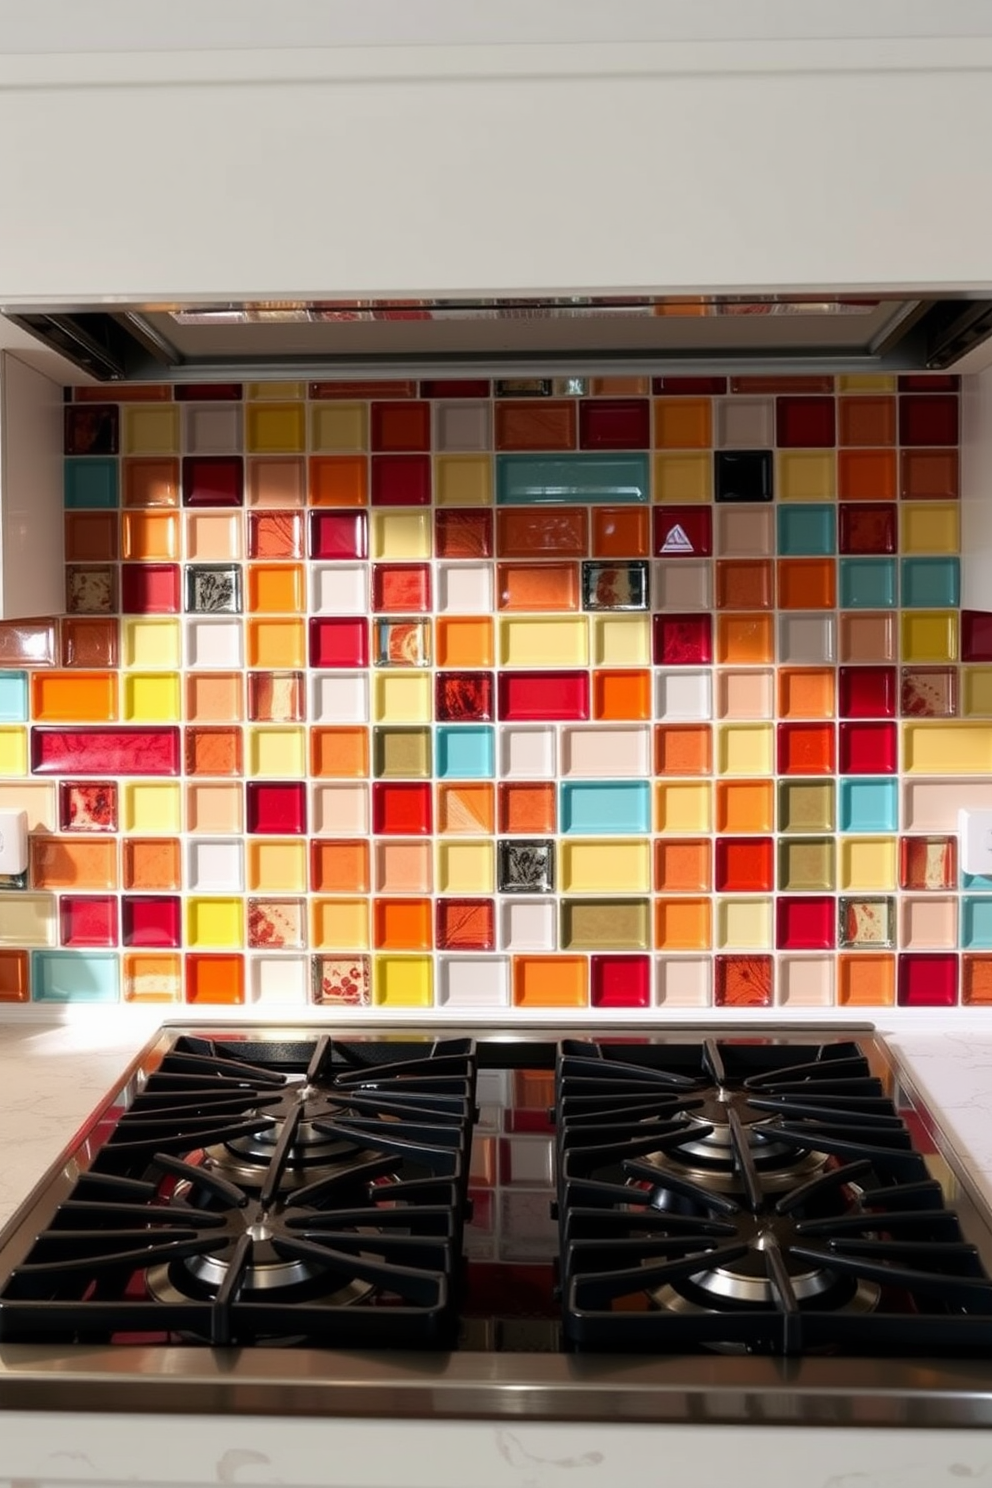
[959,808,992,877]
[0,810,27,875]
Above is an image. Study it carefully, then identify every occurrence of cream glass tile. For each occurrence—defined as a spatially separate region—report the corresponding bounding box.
[312,673,369,724]
[903,779,992,831]
[0,894,56,947]
[717,669,774,720]
[186,618,243,669]
[714,397,774,448]
[311,564,368,616]
[716,505,775,557]
[655,956,711,1007]
[592,615,650,666]
[778,956,834,1007]
[655,670,712,722]
[374,672,432,723]
[0,782,55,831]
[439,563,494,614]
[434,402,492,452]
[437,840,495,894]
[778,614,836,664]
[187,838,244,893]
[901,896,958,949]
[651,560,712,611]
[313,782,369,836]
[184,405,242,453]
[716,898,773,950]
[250,955,308,1005]
[500,617,588,668]
[499,726,556,779]
[560,725,650,778]
[123,618,181,669]
[438,956,510,1008]
[500,899,556,952]
[186,512,243,560]
[248,726,306,777]
[187,782,243,834]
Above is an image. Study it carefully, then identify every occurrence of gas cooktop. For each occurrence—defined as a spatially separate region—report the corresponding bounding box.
[0,1022,991,1428]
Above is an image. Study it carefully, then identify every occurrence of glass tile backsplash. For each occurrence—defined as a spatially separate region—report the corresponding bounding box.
[0,372,987,1011]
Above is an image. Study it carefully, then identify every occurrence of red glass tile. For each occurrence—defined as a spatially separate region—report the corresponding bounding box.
[498,671,590,721]
[435,509,493,558]
[897,952,958,1006]
[653,614,712,665]
[370,455,431,506]
[246,781,307,834]
[590,954,651,1008]
[777,723,836,776]
[714,954,773,1006]
[372,564,431,613]
[64,404,119,455]
[900,449,959,500]
[496,508,587,558]
[182,456,244,507]
[420,380,491,398]
[121,563,180,614]
[961,610,992,662]
[652,377,727,395]
[898,375,960,392]
[899,836,956,891]
[838,504,897,555]
[309,617,368,669]
[776,396,836,448]
[175,383,242,401]
[899,395,959,446]
[310,381,416,400]
[371,401,431,452]
[776,896,836,951]
[58,781,117,831]
[838,666,897,718]
[839,721,897,774]
[60,895,118,948]
[652,506,712,558]
[121,895,181,948]
[248,510,303,559]
[731,376,833,395]
[436,898,495,951]
[714,838,774,893]
[578,399,650,450]
[436,672,494,722]
[309,510,367,560]
[31,728,180,775]
[372,781,433,835]
[495,401,576,451]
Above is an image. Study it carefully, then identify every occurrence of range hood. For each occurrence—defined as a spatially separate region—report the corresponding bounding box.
[7,292,992,384]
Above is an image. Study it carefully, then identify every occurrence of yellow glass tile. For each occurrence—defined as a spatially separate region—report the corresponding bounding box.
[123,618,181,669]
[0,893,55,946]
[840,836,897,890]
[717,898,773,950]
[248,381,305,401]
[374,671,432,723]
[122,672,181,722]
[776,451,836,501]
[187,897,243,949]
[716,779,775,833]
[653,398,712,449]
[122,405,181,455]
[247,618,305,668]
[499,617,588,668]
[903,722,992,774]
[561,839,651,893]
[435,454,493,507]
[900,503,959,555]
[247,564,304,614]
[187,781,243,834]
[963,668,992,717]
[312,897,369,950]
[187,511,243,560]
[561,899,650,950]
[247,838,307,892]
[838,374,896,392]
[717,723,774,776]
[437,617,494,668]
[0,728,28,775]
[592,615,650,667]
[246,403,306,453]
[121,511,179,561]
[437,840,494,894]
[123,782,181,833]
[652,452,712,504]
[0,782,55,831]
[311,402,368,452]
[655,897,712,951]
[371,510,431,559]
[123,952,181,1004]
[900,611,958,664]
[374,955,434,1007]
[32,672,117,723]
[248,726,307,777]
[655,781,712,833]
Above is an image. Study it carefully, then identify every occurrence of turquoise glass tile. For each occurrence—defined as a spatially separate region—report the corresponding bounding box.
[496,454,649,505]
[436,725,494,779]
[900,557,960,608]
[64,457,119,509]
[32,950,119,1003]
[964,871,992,890]
[560,780,651,835]
[838,557,896,609]
[776,504,835,556]
[0,671,28,722]
[962,897,992,948]
[838,777,898,833]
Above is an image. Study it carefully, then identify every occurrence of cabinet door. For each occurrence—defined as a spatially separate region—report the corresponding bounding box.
[0,352,63,618]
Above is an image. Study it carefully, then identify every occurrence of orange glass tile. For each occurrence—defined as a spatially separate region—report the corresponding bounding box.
[838,953,896,1006]
[512,955,587,1007]
[437,782,495,834]
[61,618,119,669]
[590,505,650,558]
[186,672,243,722]
[779,722,835,774]
[838,449,897,501]
[716,779,775,833]
[123,952,181,1003]
[499,782,556,833]
[715,559,773,610]
[311,839,370,893]
[777,559,836,610]
[309,455,368,507]
[31,672,117,723]
[248,511,303,559]
[655,725,712,775]
[246,564,304,614]
[247,456,306,508]
[122,458,180,508]
[838,396,896,447]
[590,377,650,396]
[187,953,245,1005]
[247,618,305,668]
[122,837,181,891]
[655,897,712,950]
[592,670,651,721]
[436,618,494,668]
[373,897,433,951]
[715,955,773,1008]
[962,955,992,1005]
[778,668,836,718]
[121,511,179,561]
[496,508,587,558]
[839,612,897,664]
[30,837,117,890]
[653,399,712,449]
[497,563,579,612]
[716,613,775,664]
[311,727,369,778]
[731,376,834,394]
[655,838,711,892]
[495,401,576,451]
[900,449,959,501]
[0,949,29,1002]
[185,727,243,777]
[65,511,118,562]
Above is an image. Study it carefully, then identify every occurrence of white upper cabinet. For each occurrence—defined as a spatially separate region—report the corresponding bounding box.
[0,354,64,619]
